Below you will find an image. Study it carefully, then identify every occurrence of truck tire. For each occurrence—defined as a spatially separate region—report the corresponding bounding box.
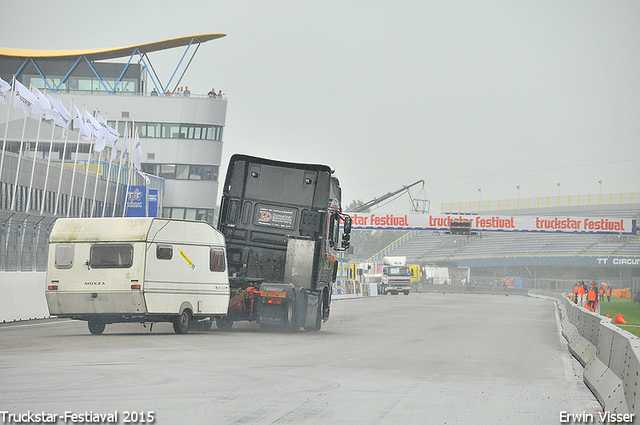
[88,318,105,335]
[216,317,233,331]
[284,300,299,333]
[403,291,410,295]
[173,310,191,334]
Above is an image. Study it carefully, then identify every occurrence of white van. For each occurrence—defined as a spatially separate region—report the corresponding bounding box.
[45,218,230,334]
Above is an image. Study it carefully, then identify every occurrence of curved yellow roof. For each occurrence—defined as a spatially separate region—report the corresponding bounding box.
[0,33,226,60]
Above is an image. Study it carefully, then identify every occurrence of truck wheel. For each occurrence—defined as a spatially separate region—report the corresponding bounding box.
[216,317,233,331]
[88,318,105,335]
[173,310,191,334]
[403,291,410,295]
[284,301,299,333]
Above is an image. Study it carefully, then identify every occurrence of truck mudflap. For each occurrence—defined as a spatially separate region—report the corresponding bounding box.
[256,283,323,332]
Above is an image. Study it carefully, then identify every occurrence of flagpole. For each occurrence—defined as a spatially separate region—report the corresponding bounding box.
[52,97,72,216]
[66,106,84,217]
[24,89,48,214]
[123,115,135,217]
[0,76,15,191]
[10,81,33,211]
[89,110,104,217]
[40,111,57,215]
[112,121,127,217]
[79,122,95,218]
[101,115,117,217]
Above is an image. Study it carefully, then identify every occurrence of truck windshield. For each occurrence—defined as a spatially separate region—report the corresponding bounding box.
[388,266,410,276]
[90,244,133,268]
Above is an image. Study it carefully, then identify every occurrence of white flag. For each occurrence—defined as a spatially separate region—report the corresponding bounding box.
[137,170,151,185]
[120,132,128,164]
[134,131,142,170]
[96,113,119,143]
[110,135,119,162]
[47,94,72,129]
[73,105,91,141]
[31,87,53,117]
[14,80,38,116]
[0,78,11,105]
[84,110,106,152]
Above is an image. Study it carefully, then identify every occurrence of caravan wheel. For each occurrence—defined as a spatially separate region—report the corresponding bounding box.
[88,319,105,335]
[173,310,191,334]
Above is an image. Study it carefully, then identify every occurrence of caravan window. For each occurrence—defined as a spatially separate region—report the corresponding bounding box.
[210,247,226,272]
[90,244,133,268]
[55,244,74,269]
[157,244,173,260]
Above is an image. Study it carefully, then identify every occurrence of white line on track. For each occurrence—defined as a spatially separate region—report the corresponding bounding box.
[0,319,73,329]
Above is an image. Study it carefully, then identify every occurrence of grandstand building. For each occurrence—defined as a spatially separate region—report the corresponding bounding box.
[375,194,640,293]
[0,34,227,272]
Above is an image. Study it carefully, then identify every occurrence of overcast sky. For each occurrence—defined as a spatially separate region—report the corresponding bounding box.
[2,1,639,214]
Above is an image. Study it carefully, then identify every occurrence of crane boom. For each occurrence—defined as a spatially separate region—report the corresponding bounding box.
[349,180,425,213]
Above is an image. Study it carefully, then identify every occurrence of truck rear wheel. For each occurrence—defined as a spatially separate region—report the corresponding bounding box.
[173,310,191,334]
[284,301,299,333]
[88,318,105,335]
[216,317,233,331]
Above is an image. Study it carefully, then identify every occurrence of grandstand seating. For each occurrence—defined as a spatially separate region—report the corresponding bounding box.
[383,204,640,263]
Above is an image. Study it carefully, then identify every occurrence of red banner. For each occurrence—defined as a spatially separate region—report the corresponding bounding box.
[346,213,636,234]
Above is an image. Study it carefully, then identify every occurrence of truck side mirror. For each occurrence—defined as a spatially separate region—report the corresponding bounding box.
[343,215,352,234]
[341,216,351,249]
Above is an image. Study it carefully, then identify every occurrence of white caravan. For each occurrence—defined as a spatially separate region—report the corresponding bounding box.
[45,218,230,334]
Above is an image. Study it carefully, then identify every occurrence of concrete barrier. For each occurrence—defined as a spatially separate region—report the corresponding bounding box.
[0,271,49,322]
[534,290,640,419]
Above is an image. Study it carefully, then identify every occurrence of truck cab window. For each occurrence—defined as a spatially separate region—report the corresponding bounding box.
[210,247,226,272]
[90,244,133,268]
[54,244,74,269]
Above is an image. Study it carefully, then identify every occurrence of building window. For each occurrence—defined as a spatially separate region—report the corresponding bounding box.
[163,208,216,224]
[110,121,223,141]
[141,164,219,181]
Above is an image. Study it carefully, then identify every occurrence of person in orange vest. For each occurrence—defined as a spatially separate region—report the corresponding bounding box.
[598,285,604,303]
[606,285,612,302]
[573,283,579,304]
[578,280,587,305]
[587,281,598,312]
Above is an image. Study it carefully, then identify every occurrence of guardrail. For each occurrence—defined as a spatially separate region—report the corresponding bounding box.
[532,290,640,418]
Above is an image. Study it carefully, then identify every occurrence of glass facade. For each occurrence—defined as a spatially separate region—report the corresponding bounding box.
[25,74,139,94]
[163,207,216,224]
[107,121,223,141]
[141,164,219,181]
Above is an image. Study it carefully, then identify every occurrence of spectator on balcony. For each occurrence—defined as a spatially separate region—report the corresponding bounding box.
[183,86,191,97]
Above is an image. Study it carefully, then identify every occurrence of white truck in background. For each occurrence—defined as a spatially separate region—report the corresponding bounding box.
[378,256,412,295]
